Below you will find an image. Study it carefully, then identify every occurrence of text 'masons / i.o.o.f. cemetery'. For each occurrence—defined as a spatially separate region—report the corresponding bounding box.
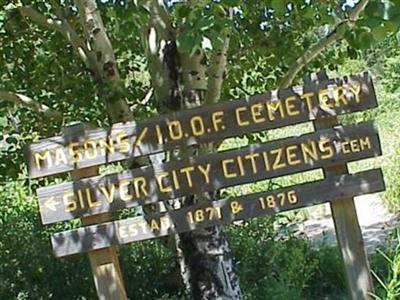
[25,72,385,298]
[27,73,375,177]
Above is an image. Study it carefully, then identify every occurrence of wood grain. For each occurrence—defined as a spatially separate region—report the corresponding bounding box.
[37,121,381,224]
[26,72,377,178]
[306,72,375,300]
[66,124,128,300]
[50,169,385,257]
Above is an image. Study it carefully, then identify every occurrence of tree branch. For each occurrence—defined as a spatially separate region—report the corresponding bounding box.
[138,88,153,105]
[19,7,56,29]
[74,0,118,81]
[137,0,177,109]
[74,0,132,122]
[279,0,370,88]
[48,0,64,17]
[204,8,232,105]
[19,6,91,69]
[0,90,64,119]
[187,0,208,9]
[348,0,370,21]
[177,2,210,108]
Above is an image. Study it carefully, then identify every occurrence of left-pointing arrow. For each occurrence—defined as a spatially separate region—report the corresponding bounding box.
[44,197,59,211]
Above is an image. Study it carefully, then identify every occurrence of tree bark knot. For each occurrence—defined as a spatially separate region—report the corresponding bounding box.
[103,61,115,77]
[92,27,101,35]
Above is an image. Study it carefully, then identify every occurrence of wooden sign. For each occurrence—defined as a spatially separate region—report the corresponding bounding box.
[24,70,385,300]
[50,169,385,257]
[37,121,381,224]
[26,72,376,178]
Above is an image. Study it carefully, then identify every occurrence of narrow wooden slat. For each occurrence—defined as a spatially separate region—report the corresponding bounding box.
[65,124,127,300]
[37,121,382,224]
[26,72,377,178]
[50,169,385,257]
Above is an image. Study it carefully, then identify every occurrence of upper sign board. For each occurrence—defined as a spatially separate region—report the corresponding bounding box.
[26,73,377,178]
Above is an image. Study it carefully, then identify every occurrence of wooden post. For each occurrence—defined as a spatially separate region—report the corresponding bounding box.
[65,124,128,300]
[305,72,374,300]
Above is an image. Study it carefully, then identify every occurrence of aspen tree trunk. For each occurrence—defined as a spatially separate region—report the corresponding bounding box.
[75,0,133,123]
[139,1,242,299]
[21,1,241,297]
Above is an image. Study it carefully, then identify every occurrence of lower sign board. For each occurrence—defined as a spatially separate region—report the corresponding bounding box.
[37,121,381,224]
[50,169,385,257]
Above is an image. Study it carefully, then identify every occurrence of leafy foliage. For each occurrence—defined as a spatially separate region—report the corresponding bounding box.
[371,230,400,300]
[227,217,318,300]
[1,0,400,299]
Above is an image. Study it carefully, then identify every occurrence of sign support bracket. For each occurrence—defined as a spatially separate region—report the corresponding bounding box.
[305,71,374,300]
[65,124,128,300]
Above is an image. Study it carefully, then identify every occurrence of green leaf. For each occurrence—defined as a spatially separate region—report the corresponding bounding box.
[222,0,240,5]
[177,32,202,54]
[208,29,225,48]
[396,31,400,42]
[383,20,400,32]
[365,1,381,18]
[271,0,286,15]
[176,5,191,19]
[195,15,214,32]
[106,9,117,20]
[372,25,388,42]
[359,17,382,28]
[365,1,400,21]
[358,30,374,49]
[381,2,400,21]
[302,6,315,19]
[213,3,227,17]
[344,28,356,45]
[176,33,193,53]
[344,26,374,49]
[319,12,335,25]
[347,46,358,59]
[336,23,347,36]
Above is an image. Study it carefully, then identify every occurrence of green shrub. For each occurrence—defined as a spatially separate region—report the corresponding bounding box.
[0,181,187,299]
[371,230,400,300]
[227,216,319,300]
[304,245,348,300]
[0,181,94,299]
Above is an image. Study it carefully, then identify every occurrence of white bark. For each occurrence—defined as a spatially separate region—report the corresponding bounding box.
[137,0,193,292]
[138,1,242,299]
[279,0,370,88]
[138,0,178,110]
[74,0,132,122]
[19,6,92,70]
[0,90,63,119]
[180,50,207,108]
[205,9,232,105]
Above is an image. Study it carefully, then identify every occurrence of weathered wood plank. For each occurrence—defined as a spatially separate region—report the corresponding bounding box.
[66,126,127,300]
[306,72,375,300]
[50,169,385,257]
[37,121,381,224]
[26,72,377,178]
